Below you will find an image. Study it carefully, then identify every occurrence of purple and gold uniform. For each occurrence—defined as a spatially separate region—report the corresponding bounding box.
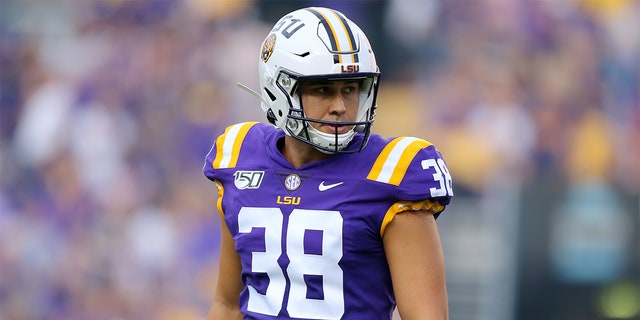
[203,122,453,320]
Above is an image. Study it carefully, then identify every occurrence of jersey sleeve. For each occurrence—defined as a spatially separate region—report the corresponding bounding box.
[367,136,453,218]
[202,122,262,217]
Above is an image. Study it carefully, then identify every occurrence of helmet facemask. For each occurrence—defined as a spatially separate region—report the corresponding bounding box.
[276,71,379,154]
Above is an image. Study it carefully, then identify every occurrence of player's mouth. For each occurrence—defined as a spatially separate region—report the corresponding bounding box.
[322,124,352,134]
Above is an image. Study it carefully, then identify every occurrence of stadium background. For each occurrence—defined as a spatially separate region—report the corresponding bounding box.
[1,0,638,319]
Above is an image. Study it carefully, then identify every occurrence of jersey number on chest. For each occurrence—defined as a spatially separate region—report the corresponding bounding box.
[238,207,345,319]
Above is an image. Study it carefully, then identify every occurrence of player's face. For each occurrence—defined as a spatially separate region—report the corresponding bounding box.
[299,79,360,134]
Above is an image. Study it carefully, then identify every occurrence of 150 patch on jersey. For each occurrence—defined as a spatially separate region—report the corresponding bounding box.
[234,171,265,189]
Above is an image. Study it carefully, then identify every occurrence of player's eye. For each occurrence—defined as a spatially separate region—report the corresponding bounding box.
[343,83,360,95]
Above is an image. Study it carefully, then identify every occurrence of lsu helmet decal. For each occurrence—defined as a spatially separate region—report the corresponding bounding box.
[261,33,276,63]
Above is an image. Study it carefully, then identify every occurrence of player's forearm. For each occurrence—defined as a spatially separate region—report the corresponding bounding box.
[397,300,448,320]
[207,300,243,320]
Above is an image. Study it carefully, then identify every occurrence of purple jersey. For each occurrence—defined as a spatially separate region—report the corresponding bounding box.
[203,122,453,320]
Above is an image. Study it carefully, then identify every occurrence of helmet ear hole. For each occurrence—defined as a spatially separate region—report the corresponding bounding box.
[266,109,277,124]
[264,88,277,102]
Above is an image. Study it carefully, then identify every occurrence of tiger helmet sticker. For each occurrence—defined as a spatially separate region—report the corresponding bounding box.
[261,33,276,63]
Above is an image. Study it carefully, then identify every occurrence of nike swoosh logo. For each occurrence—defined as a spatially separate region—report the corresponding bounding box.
[318,181,344,191]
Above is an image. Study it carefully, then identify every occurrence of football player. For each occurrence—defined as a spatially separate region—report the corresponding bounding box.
[204,7,453,320]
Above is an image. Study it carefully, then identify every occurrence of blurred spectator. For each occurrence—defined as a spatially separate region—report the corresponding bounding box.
[0,0,637,319]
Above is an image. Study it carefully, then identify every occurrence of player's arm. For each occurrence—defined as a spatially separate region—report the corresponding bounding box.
[383,210,448,320]
[207,215,244,320]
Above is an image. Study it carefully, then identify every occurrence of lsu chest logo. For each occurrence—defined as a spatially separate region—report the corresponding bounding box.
[233,171,265,189]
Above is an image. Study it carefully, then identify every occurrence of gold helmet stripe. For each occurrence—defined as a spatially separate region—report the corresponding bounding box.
[306,7,358,64]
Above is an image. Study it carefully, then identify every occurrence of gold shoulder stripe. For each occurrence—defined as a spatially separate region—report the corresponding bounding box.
[367,137,432,186]
[380,200,445,237]
[212,122,258,169]
[214,179,225,217]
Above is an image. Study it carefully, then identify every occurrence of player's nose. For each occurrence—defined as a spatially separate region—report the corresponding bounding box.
[327,93,347,115]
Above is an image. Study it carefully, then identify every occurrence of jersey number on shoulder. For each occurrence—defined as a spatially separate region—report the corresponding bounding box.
[238,207,344,319]
[422,158,454,197]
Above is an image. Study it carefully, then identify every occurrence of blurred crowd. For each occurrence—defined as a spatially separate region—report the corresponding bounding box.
[0,1,638,320]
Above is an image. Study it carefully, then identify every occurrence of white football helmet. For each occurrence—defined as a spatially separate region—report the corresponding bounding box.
[258,7,380,154]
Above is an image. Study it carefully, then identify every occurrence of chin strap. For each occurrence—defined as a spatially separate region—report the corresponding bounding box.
[307,124,355,153]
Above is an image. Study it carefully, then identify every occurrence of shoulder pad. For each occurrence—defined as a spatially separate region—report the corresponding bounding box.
[366,137,432,186]
[211,122,259,169]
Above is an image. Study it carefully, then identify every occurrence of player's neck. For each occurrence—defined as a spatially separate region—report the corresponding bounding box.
[282,135,332,168]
